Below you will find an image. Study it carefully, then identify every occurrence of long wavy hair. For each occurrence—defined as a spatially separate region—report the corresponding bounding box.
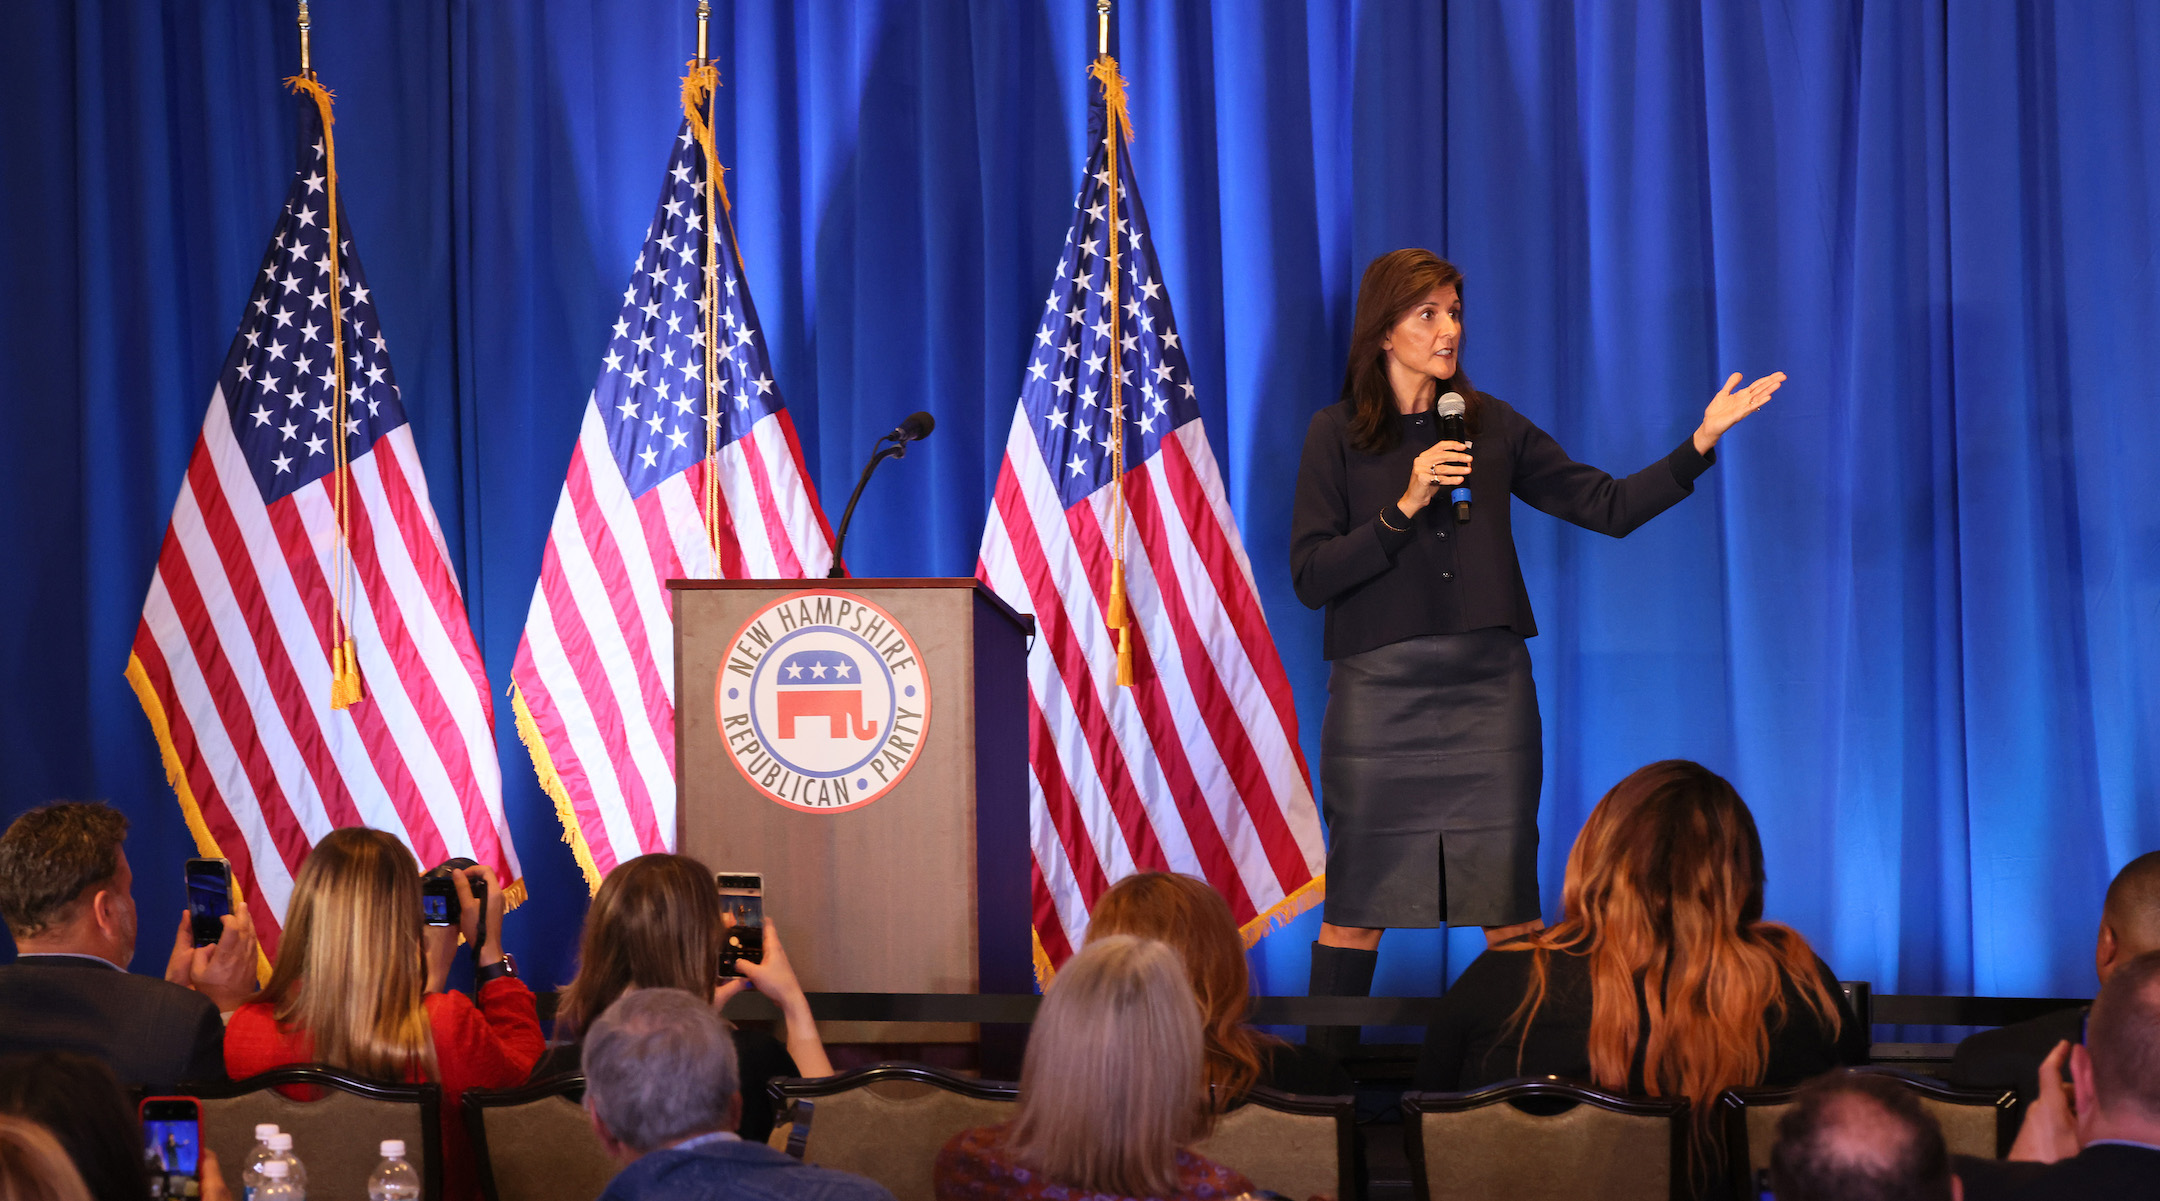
[1088,872,1281,1109]
[259,828,439,1082]
[1503,762,1842,1128]
[1341,248,1479,454]
[1005,936,1208,1196]
[554,853,727,1040]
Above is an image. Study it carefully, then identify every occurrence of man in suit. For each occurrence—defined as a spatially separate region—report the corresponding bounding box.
[584,989,894,1201]
[1771,1070,1961,1201]
[1947,850,2160,1129]
[1958,949,2160,1200]
[0,802,257,1092]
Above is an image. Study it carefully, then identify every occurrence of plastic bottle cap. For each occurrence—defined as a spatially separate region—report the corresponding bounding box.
[255,1124,280,1141]
[380,1140,406,1158]
[262,1161,289,1179]
[267,1133,293,1151]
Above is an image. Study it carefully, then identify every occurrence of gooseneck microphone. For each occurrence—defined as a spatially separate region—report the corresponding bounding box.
[1435,391,1471,525]
[828,411,937,578]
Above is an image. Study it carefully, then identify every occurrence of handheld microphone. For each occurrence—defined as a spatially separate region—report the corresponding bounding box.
[1435,391,1471,525]
[885,411,936,445]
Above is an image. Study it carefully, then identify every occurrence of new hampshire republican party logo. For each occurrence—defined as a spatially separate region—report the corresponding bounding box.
[715,591,930,812]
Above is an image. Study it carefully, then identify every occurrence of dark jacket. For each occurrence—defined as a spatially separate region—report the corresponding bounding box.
[0,955,226,1093]
[1944,1005,2087,1140]
[1291,396,1712,659]
[600,1138,896,1201]
[1957,1143,2160,1201]
[1414,943,1865,1092]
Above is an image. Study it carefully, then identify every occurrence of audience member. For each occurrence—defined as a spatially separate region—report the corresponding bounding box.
[223,828,542,1201]
[0,803,256,1092]
[1089,871,1353,1103]
[0,1115,92,1201]
[1948,849,2160,1132]
[0,1052,151,1201]
[1770,1071,1960,1201]
[583,988,893,1201]
[935,936,1255,1201]
[539,853,830,1142]
[1413,761,1863,1185]
[1957,949,2160,1201]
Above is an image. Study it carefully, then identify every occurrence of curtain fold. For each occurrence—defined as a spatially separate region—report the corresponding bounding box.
[2,0,2153,1000]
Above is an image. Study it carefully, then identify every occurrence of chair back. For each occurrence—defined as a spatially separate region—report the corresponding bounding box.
[1404,1078,1688,1201]
[769,1064,1017,1201]
[1192,1085,1355,1201]
[464,1075,616,1201]
[195,1065,440,1200]
[1719,1069,2014,1196]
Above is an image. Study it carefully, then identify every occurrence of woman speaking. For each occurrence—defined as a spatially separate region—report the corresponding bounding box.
[1289,248,1783,1038]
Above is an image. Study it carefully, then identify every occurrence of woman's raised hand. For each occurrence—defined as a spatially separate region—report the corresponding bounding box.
[1694,371,1786,454]
[1399,441,1472,517]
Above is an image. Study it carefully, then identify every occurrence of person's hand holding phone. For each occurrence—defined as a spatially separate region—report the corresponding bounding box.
[163,897,259,1013]
[730,921,832,1077]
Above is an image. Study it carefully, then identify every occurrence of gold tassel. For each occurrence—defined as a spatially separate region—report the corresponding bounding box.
[330,639,364,709]
[1116,626,1134,687]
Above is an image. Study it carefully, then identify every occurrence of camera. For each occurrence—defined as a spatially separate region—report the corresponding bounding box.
[421,857,484,927]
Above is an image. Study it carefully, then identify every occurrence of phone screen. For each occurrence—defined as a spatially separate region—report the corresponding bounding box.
[184,859,232,948]
[716,873,764,977]
[421,877,458,926]
[140,1100,201,1199]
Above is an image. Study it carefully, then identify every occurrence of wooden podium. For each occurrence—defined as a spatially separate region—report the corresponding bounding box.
[671,579,1034,1042]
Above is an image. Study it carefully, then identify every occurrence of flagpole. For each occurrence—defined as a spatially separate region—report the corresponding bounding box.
[1097,0,1110,56]
[697,0,710,66]
[298,1,313,77]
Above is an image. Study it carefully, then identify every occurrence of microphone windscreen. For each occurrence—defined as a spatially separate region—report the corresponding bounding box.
[898,410,937,441]
[1435,392,1467,419]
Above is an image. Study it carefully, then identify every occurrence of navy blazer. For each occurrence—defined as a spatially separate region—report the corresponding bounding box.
[600,1139,896,1201]
[0,955,226,1093]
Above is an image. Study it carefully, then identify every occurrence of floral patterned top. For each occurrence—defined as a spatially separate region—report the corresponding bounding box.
[933,1124,1255,1201]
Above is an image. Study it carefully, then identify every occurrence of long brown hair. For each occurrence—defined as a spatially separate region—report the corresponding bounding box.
[1341,248,1479,454]
[1504,762,1841,1126]
[1005,936,1207,1196]
[554,853,726,1040]
[1088,872,1280,1108]
[260,828,438,1081]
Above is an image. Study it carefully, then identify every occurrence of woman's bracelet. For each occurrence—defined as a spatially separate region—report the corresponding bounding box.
[1377,505,1408,533]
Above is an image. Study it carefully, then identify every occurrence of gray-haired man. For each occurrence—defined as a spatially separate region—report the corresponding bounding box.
[585,988,894,1201]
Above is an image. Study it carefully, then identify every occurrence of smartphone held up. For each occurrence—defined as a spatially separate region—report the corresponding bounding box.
[140,1097,202,1199]
[184,858,232,948]
[716,872,765,978]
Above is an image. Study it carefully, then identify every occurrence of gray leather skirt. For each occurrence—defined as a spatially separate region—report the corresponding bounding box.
[1319,628,1542,929]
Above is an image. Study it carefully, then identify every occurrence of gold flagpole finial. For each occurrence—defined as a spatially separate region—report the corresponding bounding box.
[297,1,313,77]
[696,0,710,67]
[1096,0,1111,57]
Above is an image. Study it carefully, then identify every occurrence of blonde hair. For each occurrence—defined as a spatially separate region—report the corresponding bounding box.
[261,827,439,1081]
[1087,872,1282,1108]
[1005,936,1207,1196]
[0,1116,92,1201]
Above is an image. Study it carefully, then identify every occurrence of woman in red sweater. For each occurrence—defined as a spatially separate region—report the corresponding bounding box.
[224,829,542,1201]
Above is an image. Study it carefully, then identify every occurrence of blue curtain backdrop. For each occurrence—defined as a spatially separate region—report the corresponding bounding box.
[3,1,2155,1004]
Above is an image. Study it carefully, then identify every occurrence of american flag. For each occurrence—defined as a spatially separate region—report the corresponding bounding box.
[510,115,834,887]
[976,63,1327,970]
[126,90,520,953]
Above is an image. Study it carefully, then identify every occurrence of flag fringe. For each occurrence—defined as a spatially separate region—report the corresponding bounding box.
[511,684,606,895]
[127,653,273,983]
[1237,872,1327,949]
[1031,929,1055,991]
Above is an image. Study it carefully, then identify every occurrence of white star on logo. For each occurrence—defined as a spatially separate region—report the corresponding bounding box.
[786,663,803,679]
[810,662,828,679]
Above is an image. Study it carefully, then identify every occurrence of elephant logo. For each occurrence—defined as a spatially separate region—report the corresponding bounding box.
[773,649,879,741]
[715,590,930,814]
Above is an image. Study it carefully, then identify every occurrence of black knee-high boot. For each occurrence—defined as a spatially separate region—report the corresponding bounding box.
[1305,941,1378,1061]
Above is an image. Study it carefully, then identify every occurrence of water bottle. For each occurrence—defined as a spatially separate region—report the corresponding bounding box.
[255,1160,300,1201]
[241,1125,280,1201]
[366,1140,421,1201]
[266,1132,307,1198]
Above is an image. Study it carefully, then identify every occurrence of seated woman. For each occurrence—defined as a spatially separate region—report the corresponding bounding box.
[536,853,830,1142]
[1414,760,1864,1176]
[224,828,543,1201]
[935,935,1252,1201]
[1089,872,1354,1104]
